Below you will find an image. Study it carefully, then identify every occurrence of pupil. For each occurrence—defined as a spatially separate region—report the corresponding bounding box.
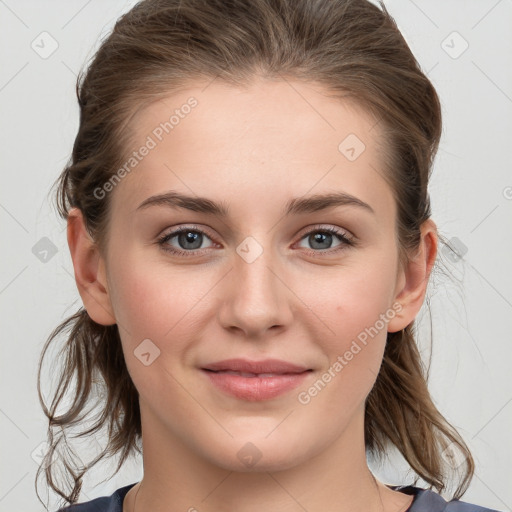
[180,231,201,249]
[312,232,331,249]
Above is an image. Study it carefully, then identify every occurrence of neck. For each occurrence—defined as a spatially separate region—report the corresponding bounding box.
[126,403,402,512]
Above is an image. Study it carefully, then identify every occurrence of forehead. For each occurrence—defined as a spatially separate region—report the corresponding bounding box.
[109,77,394,224]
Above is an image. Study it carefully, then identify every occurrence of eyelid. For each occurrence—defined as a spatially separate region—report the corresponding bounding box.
[158,223,354,243]
[159,223,215,238]
[295,223,354,242]
[157,224,217,247]
[157,223,356,257]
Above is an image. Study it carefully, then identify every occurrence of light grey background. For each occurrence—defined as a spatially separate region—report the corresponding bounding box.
[1,0,511,511]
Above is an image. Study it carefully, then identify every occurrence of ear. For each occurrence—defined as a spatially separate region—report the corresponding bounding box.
[387,219,438,333]
[67,207,116,326]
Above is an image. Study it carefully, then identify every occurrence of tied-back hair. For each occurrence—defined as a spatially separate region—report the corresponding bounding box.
[37,0,474,507]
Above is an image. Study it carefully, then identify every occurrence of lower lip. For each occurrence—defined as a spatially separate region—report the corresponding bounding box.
[201,369,311,401]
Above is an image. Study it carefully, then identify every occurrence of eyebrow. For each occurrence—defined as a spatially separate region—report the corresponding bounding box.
[135,191,375,217]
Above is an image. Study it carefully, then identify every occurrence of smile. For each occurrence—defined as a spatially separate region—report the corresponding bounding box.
[201,368,312,401]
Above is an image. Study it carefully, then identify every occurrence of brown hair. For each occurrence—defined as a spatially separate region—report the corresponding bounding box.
[37,0,474,508]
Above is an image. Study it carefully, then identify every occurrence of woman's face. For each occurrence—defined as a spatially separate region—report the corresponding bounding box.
[97,77,412,471]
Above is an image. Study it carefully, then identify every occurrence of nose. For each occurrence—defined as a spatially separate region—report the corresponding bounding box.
[217,242,294,339]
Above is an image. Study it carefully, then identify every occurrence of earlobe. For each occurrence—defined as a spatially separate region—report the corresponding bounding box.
[387,219,438,333]
[67,207,116,326]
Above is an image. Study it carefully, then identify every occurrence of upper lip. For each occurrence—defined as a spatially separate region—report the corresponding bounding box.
[202,358,310,374]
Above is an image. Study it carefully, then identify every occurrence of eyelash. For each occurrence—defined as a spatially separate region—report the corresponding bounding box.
[156,224,355,258]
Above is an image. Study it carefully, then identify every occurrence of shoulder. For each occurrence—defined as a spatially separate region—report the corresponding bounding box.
[55,483,137,512]
[56,482,504,512]
[390,485,504,512]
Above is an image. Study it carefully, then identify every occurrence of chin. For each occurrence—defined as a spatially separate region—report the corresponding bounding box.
[202,436,314,473]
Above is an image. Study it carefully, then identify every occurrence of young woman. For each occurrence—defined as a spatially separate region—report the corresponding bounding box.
[36,0,501,511]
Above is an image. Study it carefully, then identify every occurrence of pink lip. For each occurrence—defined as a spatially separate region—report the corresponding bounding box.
[202,358,310,374]
[201,358,312,401]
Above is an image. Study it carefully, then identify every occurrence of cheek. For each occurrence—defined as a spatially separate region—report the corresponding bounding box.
[303,256,397,344]
[107,253,204,359]
[109,244,207,329]
[295,252,397,397]
[107,259,207,403]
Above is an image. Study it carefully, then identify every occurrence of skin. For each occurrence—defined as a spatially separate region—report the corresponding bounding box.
[67,77,437,512]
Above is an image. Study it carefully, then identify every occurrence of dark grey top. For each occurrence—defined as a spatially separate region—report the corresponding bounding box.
[57,482,504,511]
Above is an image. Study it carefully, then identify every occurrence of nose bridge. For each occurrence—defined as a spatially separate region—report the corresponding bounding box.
[219,235,292,336]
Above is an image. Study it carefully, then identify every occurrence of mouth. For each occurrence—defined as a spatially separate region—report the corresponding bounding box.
[200,359,313,401]
[203,369,311,378]
[201,358,311,375]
